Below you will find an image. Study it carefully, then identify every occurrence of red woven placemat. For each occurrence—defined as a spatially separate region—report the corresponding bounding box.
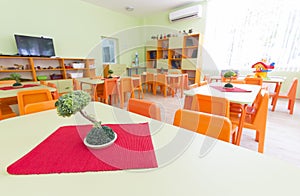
[211,85,252,92]
[0,84,39,90]
[7,123,158,175]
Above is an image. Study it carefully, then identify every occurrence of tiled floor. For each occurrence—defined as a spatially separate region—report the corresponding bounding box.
[121,91,300,168]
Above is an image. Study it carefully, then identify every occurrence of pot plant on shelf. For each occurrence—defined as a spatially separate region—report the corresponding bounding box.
[10,73,23,88]
[55,90,117,149]
[108,69,114,78]
[223,70,236,88]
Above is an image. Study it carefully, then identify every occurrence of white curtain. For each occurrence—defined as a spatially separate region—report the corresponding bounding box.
[204,0,300,72]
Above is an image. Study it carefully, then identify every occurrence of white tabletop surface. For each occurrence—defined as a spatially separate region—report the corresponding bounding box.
[0,102,299,195]
[0,82,56,99]
[75,77,105,85]
[184,83,262,105]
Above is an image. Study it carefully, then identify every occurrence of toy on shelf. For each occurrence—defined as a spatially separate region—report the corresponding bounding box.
[251,60,275,78]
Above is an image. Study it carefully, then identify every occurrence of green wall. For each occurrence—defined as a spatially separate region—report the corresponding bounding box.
[0,0,144,75]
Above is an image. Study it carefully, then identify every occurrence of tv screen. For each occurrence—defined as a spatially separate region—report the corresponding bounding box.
[14,34,56,57]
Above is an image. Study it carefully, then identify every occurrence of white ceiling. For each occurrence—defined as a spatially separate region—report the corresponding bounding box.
[82,0,204,17]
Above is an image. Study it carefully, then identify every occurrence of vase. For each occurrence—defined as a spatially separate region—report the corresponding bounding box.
[83,126,117,150]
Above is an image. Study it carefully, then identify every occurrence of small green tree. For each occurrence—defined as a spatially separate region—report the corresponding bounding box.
[55,90,115,145]
[223,70,236,88]
[108,69,114,78]
[10,73,22,86]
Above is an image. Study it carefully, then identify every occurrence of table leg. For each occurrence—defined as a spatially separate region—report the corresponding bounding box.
[271,82,282,111]
[235,104,247,146]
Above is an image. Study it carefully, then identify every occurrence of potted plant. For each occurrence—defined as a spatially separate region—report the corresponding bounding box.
[108,69,114,78]
[55,90,117,149]
[223,70,236,88]
[10,73,23,87]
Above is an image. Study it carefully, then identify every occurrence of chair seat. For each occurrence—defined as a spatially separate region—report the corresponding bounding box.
[0,103,17,120]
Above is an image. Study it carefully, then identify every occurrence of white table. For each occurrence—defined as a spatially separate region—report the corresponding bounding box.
[0,82,56,99]
[184,83,262,105]
[184,83,262,144]
[0,102,299,195]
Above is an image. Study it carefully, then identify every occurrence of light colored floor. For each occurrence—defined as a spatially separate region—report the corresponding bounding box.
[121,90,300,168]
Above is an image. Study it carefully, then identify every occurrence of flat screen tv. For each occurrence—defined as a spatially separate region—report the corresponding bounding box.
[14,34,56,57]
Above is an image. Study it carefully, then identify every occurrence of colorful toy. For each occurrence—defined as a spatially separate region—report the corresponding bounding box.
[251,61,275,78]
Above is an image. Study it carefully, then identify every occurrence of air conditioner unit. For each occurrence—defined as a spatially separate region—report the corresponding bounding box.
[169,5,202,23]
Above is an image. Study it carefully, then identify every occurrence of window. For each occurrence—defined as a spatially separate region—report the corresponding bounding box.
[204,0,300,71]
[101,37,118,64]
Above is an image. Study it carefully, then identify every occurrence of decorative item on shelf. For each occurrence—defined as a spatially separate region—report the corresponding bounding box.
[10,73,23,88]
[55,90,117,149]
[223,70,236,88]
[251,61,275,79]
[13,64,24,70]
[108,69,114,78]
[50,74,63,80]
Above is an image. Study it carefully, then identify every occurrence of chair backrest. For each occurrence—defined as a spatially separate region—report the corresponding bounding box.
[120,77,134,94]
[72,78,81,90]
[146,72,155,83]
[47,82,59,99]
[17,89,53,115]
[191,94,230,118]
[182,73,189,90]
[249,91,269,130]
[104,78,119,96]
[24,99,57,114]
[244,77,263,86]
[132,74,142,88]
[96,78,119,100]
[0,80,16,85]
[156,73,167,85]
[173,109,232,142]
[0,103,17,120]
[127,98,161,120]
[39,80,47,85]
[287,77,298,98]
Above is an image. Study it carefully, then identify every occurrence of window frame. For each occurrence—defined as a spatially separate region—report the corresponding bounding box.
[101,36,119,64]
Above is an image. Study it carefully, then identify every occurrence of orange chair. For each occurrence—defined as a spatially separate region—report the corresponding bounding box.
[72,78,81,90]
[39,80,47,85]
[24,99,57,114]
[182,73,189,90]
[173,109,232,143]
[0,80,18,105]
[230,91,269,153]
[127,98,161,120]
[270,77,298,114]
[153,73,173,97]
[168,74,183,98]
[203,74,211,83]
[131,74,144,99]
[191,94,230,117]
[144,72,155,93]
[0,80,16,84]
[244,77,263,86]
[191,94,239,143]
[0,103,17,120]
[47,82,60,99]
[119,77,134,109]
[231,80,245,84]
[17,89,53,115]
[95,78,119,105]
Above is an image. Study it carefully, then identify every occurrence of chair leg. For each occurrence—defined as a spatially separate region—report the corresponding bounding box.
[255,131,259,142]
[257,130,265,153]
[289,99,295,114]
[271,97,278,112]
